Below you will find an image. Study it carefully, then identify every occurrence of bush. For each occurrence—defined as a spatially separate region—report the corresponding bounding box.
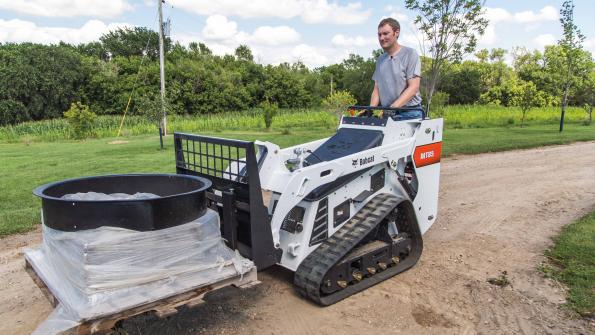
[429,91,449,117]
[63,102,96,139]
[259,100,278,129]
[322,90,357,120]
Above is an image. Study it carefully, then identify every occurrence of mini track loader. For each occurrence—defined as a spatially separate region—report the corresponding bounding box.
[174,106,443,305]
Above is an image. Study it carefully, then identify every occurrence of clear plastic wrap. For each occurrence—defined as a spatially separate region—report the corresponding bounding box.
[24,209,254,334]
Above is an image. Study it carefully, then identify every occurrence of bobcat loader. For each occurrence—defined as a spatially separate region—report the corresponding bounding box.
[174,106,443,305]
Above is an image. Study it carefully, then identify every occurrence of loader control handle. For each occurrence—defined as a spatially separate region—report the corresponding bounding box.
[347,105,425,119]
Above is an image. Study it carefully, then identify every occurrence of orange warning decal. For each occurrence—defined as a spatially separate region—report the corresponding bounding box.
[413,142,442,168]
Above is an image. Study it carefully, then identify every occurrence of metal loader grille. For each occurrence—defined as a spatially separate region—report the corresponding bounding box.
[309,198,329,246]
[175,133,249,183]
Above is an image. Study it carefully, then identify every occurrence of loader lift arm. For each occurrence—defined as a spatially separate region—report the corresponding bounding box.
[174,132,282,270]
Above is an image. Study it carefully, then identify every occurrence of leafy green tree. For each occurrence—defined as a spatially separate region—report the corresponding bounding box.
[475,49,489,63]
[511,81,546,127]
[340,54,376,105]
[235,45,254,62]
[100,27,170,60]
[558,0,586,132]
[0,100,29,125]
[440,61,482,104]
[0,43,88,122]
[263,63,311,108]
[322,90,357,120]
[63,102,96,139]
[405,0,488,114]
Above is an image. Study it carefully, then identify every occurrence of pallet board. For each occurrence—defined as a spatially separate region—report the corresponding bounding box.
[25,259,259,335]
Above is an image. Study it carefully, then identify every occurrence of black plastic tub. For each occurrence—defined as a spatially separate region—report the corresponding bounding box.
[33,174,212,232]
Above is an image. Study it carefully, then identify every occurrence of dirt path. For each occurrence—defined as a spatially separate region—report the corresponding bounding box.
[1,141,594,335]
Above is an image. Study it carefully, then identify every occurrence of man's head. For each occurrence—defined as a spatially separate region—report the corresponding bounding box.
[377,18,400,51]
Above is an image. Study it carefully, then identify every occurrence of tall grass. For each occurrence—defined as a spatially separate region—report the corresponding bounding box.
[441,105,587,128]
[0,108,337,142]
[0,105,589,142]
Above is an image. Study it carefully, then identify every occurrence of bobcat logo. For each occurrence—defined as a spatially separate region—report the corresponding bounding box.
[352,159,358,167]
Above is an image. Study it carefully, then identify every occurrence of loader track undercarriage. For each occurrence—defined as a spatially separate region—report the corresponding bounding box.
[294,193,423,305]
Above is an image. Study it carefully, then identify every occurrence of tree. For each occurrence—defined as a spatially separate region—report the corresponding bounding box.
[440,61,482,104]
[0,43,88,122]
[558,0,585,132]
[235,45,254,62]
[100,27,170,60]
[475,48,489,63]
[405,0,488,115]
[322,90,357,120]
[340,54,376,105]
[189,42,212,55]
[63,102,97,139]
[511,81,546,127]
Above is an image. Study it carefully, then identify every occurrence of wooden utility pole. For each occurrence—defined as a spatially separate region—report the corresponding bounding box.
[158,0,167,141]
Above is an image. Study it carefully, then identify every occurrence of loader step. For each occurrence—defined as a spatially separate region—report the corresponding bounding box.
[293,193,423,305]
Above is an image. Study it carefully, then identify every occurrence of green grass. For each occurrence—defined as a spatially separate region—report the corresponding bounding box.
[0,127,335,236]
[0,105,590,142]
[0,109,337,142]
[441,105,588,128]
[1,122,594,237]
[543,212,595,316]
[442,123,595,156]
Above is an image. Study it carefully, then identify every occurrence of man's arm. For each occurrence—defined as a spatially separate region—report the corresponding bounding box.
[370,82,380,106]
[390,76,420,108]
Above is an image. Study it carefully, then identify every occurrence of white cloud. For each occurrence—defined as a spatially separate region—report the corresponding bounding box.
[168,0,370,25]
[479,24,497,46]
[201,15,300,47]
[250,26,300,46]
[300,1,369,25]
[331,34,375,47]
[0,0,132,18]
[584,37,595,54]
[484,6,558,25]
[514,6,558,23]
[289,44,328,66]
[386,11,409,24]
[480,6,560,47]
[484,7,513,23]
[201,15,238,40]
[0,19,131,44]
[533,33,557,49]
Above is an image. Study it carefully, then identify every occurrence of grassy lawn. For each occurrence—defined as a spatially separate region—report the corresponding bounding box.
[1,123,594,236]
[543,212,595,316]
[442,123,595,156]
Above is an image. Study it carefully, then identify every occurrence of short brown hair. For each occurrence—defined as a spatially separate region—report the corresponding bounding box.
[378,18,400,32]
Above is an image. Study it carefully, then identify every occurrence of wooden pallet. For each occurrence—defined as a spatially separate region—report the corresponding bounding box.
[25,259,259,335]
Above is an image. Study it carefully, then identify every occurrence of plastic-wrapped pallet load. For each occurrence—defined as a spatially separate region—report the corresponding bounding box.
[24,209,254,334]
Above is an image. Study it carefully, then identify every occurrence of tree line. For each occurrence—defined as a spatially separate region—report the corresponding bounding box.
[0,27,593,126]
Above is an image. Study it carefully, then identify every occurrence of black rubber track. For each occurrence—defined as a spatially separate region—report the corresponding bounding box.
[293,193,423,306]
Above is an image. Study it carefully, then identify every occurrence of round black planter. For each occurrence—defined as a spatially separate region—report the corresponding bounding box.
[33,174,212,232]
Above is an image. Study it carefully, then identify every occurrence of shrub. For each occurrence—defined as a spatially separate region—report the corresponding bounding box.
[428,91,449,117]
[63,102,97,139]
[259,100,279,129]
[322,90,357,120]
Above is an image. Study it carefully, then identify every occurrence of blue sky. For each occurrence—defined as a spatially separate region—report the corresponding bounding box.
[0,0,593,67]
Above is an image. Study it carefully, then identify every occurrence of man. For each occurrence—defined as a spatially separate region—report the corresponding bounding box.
[370,18,423,119]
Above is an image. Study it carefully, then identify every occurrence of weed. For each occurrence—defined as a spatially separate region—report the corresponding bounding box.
[487,271,510,287]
